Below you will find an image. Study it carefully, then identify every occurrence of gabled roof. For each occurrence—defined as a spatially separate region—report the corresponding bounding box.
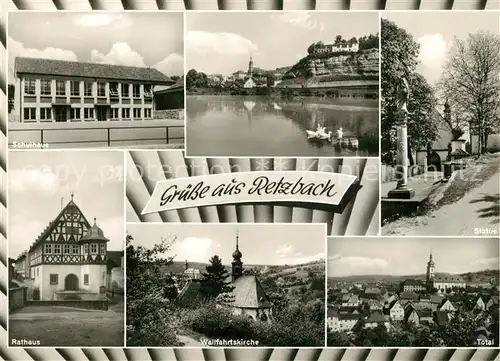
[15,57,173,84]
[223,275,272,309]
[366,311,386,323]
[29,200,91,251]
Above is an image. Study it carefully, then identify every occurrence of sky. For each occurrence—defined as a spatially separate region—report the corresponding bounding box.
[9,151,125,258]
[8,12,184,83]
[383,12,500,86]
[328,237,499,277]
[127,223,326,266]
[186,12,379,74]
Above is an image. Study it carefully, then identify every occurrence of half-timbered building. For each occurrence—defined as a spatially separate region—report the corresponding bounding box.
[24,195,114,300]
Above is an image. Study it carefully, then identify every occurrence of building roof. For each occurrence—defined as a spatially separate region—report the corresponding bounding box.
[416,309,433,318]
[347,295,359,303]
[15,57,174,84]
[400,291,419,300]
[81,218,110,242]
[434,275,465,283]
[366,311,386,323]
[338,313,361,321]
[327,308,338,318]
[403,279,423,286]
[155,76,184,94]
[365,287,381,294]
[29,199,91,251]
[222,275,272,309]
[388,300,402,310]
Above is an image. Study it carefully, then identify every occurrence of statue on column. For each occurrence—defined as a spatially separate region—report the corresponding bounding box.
[395,76,410,118]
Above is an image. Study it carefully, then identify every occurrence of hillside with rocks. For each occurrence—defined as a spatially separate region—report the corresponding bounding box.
[279,48,379,88]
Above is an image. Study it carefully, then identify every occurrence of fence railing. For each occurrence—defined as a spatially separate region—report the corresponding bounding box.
[8,124,184,147]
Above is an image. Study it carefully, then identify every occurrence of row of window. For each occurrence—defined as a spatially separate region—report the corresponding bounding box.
[23,107,152,121]
[50,274,90,285]
[44,243,106,255]
[24,79,153,98]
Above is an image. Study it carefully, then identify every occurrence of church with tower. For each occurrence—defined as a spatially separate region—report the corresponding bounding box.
[243,56,257,89]
[177,230,273,322]
[14,194,118,301]
[216,230,273,322]
[425,252,466,292]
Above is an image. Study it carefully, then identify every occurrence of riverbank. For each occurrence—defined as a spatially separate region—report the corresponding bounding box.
[187,84,378,100]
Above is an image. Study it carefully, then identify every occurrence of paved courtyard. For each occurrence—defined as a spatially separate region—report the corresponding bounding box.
[10,305,124,347]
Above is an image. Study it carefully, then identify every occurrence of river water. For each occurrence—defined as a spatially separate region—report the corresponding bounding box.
[186,95,379,157]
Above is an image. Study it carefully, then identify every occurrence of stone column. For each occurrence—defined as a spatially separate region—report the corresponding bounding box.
[388,111,415,199]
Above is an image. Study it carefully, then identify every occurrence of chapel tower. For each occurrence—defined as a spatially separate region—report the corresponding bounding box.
[231,229,243,281]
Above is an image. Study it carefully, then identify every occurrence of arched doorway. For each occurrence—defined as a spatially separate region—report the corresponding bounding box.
[427,151,442,171]
[64,274,79,291]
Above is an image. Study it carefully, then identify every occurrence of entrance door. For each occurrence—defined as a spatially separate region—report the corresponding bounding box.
[64,274,79,291]
[54,106,67,122]
[427,151,442,171]
[96,107,107,121]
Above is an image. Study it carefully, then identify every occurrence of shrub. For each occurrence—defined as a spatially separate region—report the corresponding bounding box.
[127,293,181,346]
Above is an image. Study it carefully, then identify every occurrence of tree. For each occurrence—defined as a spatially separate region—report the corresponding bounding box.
[335,35,342,44]
[200,255,234,299]
[381,19,439,165]
[438,31,500,154]
[126,233,181,346]
[307,42,316,54]
[170,75,180,81]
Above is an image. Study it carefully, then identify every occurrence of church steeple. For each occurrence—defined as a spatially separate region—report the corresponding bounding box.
[248,55,253,76]
[426,250,435,291]
[231,229,243,281]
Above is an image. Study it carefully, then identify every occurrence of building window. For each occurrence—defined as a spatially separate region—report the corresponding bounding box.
[70,81,80,96]
[50,274,58,285]
[84,274,89,285]
[84,244,88,254]
[72,245,79,255]
[144,108,152,118]
[133,84,141,98]
[100,244,105,255]
[24,79,36,95]
[37,268,39,277]
[133,108,141,119]
[84,82,93,97]
[122,108,130,119]
[122,84,130,98]
[56,81,66,96]
[111,108,119,119]
[70,108,81,121]
[110,82,119,97]
[64,244,71,254]
[40,108,51,121]
[97,82,106,97]
[144,84,153,98]
[54,244,61,254]
[44,244,52,254]
[90,244,97,254]
[23,108,36,121]
[84,108,94,120]
[40,80,51,95]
